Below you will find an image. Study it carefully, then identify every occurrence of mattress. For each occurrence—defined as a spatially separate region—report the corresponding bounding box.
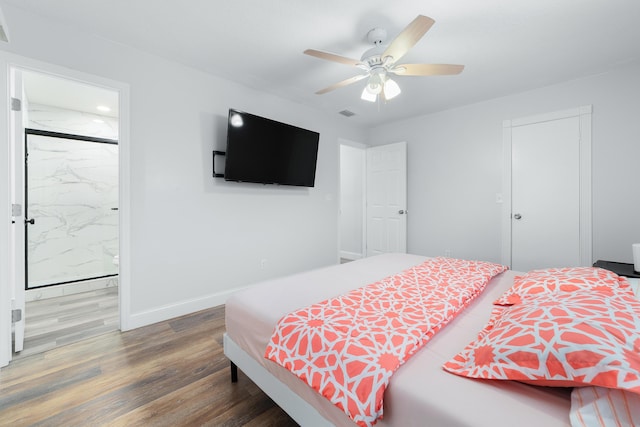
[225,253,571,426]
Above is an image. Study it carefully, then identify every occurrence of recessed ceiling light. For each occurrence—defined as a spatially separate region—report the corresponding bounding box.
[93,119,105,124]
[97,105,111,112]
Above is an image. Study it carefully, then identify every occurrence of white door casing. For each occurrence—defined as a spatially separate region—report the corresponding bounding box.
[502,106,592,271]
[366,142,407,256]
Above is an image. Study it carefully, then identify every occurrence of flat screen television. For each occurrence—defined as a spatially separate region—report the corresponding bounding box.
[223,109,320,187]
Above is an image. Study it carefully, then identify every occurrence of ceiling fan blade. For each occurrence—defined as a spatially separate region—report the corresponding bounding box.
[390,63,464,76]
[304,49,362,67]
[315,74,368,95]
[382,15,435,64]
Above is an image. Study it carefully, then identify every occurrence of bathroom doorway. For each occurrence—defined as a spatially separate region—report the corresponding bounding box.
[12,70,120,358]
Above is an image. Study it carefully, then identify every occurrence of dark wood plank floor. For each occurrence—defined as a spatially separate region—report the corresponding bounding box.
[0,305,299,426]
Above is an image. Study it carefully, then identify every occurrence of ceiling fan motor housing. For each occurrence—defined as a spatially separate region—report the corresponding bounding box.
[362,28,390,68]
[362,48,388,68]
[367,27,387,45]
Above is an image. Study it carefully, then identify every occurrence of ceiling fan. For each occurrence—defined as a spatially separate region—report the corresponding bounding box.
[304,15,464,102]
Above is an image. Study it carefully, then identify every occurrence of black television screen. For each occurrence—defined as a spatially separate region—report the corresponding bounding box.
[222,109,320,187]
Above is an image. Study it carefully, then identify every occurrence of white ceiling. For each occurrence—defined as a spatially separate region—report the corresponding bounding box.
[5,0,640,126]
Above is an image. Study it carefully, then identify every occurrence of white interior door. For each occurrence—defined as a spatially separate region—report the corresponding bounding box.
[504,106,592,272]
[9,67,25,354]
[366,142,407,256]
[512,117,580,271]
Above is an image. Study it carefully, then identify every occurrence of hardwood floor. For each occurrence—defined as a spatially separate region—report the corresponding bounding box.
[0,305,298,426]
[16,286,119,359]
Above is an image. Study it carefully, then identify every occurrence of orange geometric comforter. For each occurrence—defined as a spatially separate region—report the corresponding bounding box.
[264,257,508,427]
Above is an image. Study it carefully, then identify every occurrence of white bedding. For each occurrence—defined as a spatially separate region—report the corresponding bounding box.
[224,253,572,426]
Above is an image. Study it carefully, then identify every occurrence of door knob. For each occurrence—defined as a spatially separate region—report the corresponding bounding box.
[398,210,405,215]
[25,218,35,225]
[513,213,522,220]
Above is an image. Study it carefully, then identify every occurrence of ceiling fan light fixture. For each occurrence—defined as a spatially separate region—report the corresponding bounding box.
[365,72,384,94]
[361,86,377,102]
[366,82,382,95]
[383,78,401,100]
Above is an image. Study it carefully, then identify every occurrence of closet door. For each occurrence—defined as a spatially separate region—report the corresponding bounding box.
[511,117,580,271]
[503,106,592,272]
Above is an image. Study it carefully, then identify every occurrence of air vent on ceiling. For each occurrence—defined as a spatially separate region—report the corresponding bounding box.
[339,109,356,117]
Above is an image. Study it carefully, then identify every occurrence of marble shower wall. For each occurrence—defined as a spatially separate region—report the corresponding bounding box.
[26,104,118,288]
[28,103,118,140]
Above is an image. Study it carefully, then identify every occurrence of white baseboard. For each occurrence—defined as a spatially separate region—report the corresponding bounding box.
[26,276,119,302]
[340,251,363,260]
[126,285,252,330]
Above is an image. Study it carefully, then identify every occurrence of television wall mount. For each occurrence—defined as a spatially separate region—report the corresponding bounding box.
[212,150,225,178]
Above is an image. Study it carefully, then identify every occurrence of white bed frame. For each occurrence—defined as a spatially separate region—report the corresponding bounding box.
[224,333,332,426]
[225,278,640,427]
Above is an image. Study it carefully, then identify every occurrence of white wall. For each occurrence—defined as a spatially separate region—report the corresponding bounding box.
[368,61,640,265]
[339,143,365,260]
[0,4,366,330]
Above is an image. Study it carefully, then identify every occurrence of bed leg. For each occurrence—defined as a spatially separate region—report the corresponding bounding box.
[230,361,238,383]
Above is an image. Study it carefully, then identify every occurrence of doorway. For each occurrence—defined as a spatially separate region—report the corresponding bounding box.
[339,141,366,262]
[338,140,408,261]
[11,69,120,358]
[501,106,592,271]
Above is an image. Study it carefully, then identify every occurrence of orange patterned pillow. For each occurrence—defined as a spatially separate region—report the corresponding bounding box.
[443,290,640,394]
[494,267,628,306]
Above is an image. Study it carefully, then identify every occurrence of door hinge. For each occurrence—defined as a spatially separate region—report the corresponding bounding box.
[11,308,22,323]
[11,97,21,112]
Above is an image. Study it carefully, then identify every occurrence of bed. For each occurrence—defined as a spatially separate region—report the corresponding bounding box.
[224,253,640,427]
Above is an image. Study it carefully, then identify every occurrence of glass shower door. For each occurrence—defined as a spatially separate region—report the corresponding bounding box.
[25,130,119,289]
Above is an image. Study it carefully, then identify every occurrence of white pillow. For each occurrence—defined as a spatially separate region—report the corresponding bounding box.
[570,386,640,427]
